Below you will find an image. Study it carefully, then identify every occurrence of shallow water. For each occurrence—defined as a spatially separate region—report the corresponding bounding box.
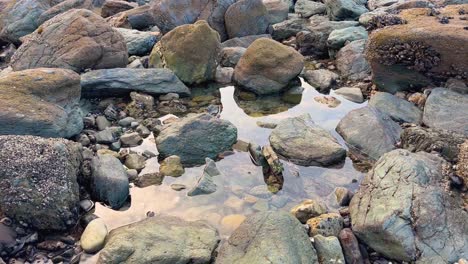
[81,80,367,262]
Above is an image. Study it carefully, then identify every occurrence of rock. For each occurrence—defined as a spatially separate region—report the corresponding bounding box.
[268,16,309,40]
[314,95,341,108]
[149,20,220,84]
[101,0,136,18]
[338,228,363,264]
[156,113,237,165]
[225,0,269,39]
[216,211,318,263]
[366,5,468,93]
[336,106,402,161]
[90,155,129,209]
[221,34,272,48]
[118,117,135,127]
[81,68,190,98]
[124,154,146,171]
[400,126,466,163]
[0,135,81,230]
[221,214,246,233]
[0,68,83,138]
[369,92,422,124]
[37,0,94,25]
[95,130,116,144]
[295,0,326,18]
[313,235,346,264]
[335,39,370,81]
[106,5,156,30]
[11,9,127,73]
[334,87,364,103]
[0,0,50,44]
[134,172,164,187]
[171,183,186,191]
[327,26,368,53]
[206,0,238,41]
[215,66,234,83]
[270,114,346,166]
[457,140,468,190]
[98,216,219,264]
[81,218,108,254]
[187,158,221,196]
[334,187,353,206]
[423,88,468,136]
[307,213,343,237]
[96,116,111,131]
[263,0,289,24]
[114,28,158,56]
[220,47,246,67]
[120,132,142,147]
[324,0,368,21]
[445,78,468,94]
[234,38,304,95]
[159,155,184,177]
[303,69,339,92]
[291,199,328,224]
[349,149,468,262]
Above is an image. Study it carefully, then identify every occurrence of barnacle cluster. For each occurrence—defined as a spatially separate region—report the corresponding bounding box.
[376,41,440,72]
[366,14,406,31]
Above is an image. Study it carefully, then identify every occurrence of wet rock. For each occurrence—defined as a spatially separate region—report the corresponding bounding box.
[0,68,83,138]
[221,214,246,233]
[90,155,129,209]
[98,216,219,264]
[313,235,346,264]
[0,135,81,230]
[295,0,326,18]
[216,211,318,263]
[366,5,468,93]
[335,39,370,81]
[149,20,220,85]
[307,213,343,237]
[220,47,246,67]
[290,199,328,224]
[336,106,402,161]
[400,126,466,163]
[234,38,304,95]
[114,28,158,56]
[156,113,237,165]
[101,0,136,18]
[325,0,368,21]
[349,149,468,262]
[120,132,142,147]
[81,218,108,254]
[314,95,341,108]
[334,87,364,103]
[188,158,221,196]
[263,0,289,24]
[225,0,269,38]
[37,0,93,25]
[423,88,468,136]
[124,154,146,171]
[369,92,422,124]
[303,69,339,92]
[159,155,185,177]
[221,34,272,48]
[81,68,190,98]
[11,9,128,73]
[338,228,364,264]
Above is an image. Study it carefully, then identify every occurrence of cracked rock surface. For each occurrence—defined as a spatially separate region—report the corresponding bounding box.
[349,149,468,263]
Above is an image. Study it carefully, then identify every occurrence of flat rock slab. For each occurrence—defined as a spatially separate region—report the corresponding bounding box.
[270,114,346,166]
[98,216,219,264]
[81,68,190,98]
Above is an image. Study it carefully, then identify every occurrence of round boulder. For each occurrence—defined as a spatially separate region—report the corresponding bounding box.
[224,0,269,39]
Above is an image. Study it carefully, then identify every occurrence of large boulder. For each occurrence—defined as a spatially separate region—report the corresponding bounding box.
[156,114,237,165]
[90,154,129,209]
[216,211,318,264]
[335,39,370,80]
[336,106,402,161]
[113,27,158,56]
[225,0,270,39]
[98,216,219,264]
[423,88,468,136]
[0,68,83,138]
[37,0,94,25]
[207,0,237,41]
[10,9,128,73]
[234,38,304,95]
[366,5,468,93]
[149,20,220,84]
[101,0,136,18]
[349,149,468,263]
[0,0,50,44]
[369,92,422,124]
[81,68,190,98]
[0,135,81,230]
[263,0,289,24]
[324,0,368,21]
[270,114,346,166]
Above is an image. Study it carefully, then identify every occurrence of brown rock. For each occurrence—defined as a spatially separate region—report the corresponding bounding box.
[338,228,364,264]
[457,140,468,190]
[101,0,137,18]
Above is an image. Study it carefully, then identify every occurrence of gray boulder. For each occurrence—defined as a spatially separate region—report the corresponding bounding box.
[349,149,468,263]
[188,158,221,196]
[335,39,370,80]
[81,68,190,98]
[0,135,81,230]
[37,0,93,25]
[220,47,246,67]
[369,92,422,124]
[225,0,270,39]
[327,26,368,51]
[98,216,219,264]
[324,0,368,21]
[334,87,364,103]
[263,0,289,24]
[270,114,346,166]
[423,88,468,136]
[216,211,318,264]
[313,235,345,264]
[90,155,129,209]
[114,28,158,56]
[206,0,237,41]
[221,34,272,48]
[336,106,402,161]
[268,16,310,40]
[156,114,237,165]
[295,0,326,18]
